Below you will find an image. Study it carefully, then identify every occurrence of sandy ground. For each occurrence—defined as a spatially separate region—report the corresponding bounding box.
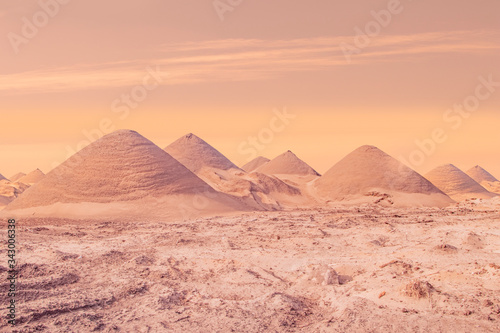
[1,200,500,332]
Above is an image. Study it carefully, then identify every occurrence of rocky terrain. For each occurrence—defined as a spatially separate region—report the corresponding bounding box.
[2,199,499,332]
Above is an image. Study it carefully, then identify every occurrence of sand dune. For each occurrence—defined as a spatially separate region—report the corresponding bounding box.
[241,156,270,172]
[4,132,496,216]
[17,168,45,185]
[165,133,254,195]
[9,172,26,182]
[165,133,241,173]
[314,145,454,207]
[256,151,320,177]
[0,179,29,208]
[466,166,500,194]
[9,202,500,332]
[0,170,43,208]
[425,164,497,201]
[165,135,310,209]
[467,165,499,183]
[3,133,500,332]
[0,173,6,181]
[5,130,251,219]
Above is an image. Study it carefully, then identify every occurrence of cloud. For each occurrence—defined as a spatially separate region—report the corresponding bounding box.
[0,30,498,94]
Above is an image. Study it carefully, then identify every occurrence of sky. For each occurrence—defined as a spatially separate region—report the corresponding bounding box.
[0,0,499,178]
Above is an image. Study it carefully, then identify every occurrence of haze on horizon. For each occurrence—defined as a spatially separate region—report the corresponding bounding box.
[1,0,499,178]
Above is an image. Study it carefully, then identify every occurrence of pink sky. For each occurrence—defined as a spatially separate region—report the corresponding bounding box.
[0,0,499,178]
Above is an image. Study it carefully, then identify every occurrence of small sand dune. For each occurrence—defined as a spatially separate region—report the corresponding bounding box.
[17,168,45,185]
[4,130,252,219]
[466,166,500,194]
[165,133,241,173]
[425,164,497,201]
[9,172,27,182]
[256,151,320,177]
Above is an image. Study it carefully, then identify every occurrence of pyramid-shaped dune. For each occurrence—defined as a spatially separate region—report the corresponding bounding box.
[256,151,320,176]
[9,172,26,182]
[466,166,500,194]
[164,135,308,209]
[6,130,250,219]
[242,156,270,173]
[315,145,453,207]
[425,164,497,201]
[466,165,499,183]
[17,168,45,185]
[0,173,6,181]
[165,133,241,173]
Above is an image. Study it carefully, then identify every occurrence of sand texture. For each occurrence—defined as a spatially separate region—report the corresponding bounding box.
[425,164,497,201]
[2,200,499,332]
[314,145,453,207]
[242,156,270,173]
[256,151,320,176]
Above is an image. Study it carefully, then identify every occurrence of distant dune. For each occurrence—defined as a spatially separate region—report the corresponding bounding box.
[165,133,241,173]
[4,130,500,218]
[466,165,500,194]
[425,164,497,201]
[241,156,270,173]
[314,145,454,207]
[9,172,26,182]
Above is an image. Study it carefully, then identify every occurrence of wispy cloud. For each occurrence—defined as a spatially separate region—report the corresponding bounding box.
[0,30,498,94]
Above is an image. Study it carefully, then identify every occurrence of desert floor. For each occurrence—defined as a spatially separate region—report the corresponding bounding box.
[2,201,500,332]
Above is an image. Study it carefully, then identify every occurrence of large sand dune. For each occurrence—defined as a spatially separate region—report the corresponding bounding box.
[5,130,251,219]
[314,145,453,207]
[425,164,497,201]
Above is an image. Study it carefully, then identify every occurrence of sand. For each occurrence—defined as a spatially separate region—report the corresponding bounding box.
[4,199,499,332]
[466,166,500,195]
[425,164,497,201]
[241,156,270,173]
[0,173,6,181]
[314,145,453,207]
[9,172,26,182]
[4,130,251,219]
[2,132,500,332]
[164,135,313,210]
[467,166,499,183]
[165,133,241,173]
[256,151,320,177]
[17,168,45,185]
[0,180,29,208]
